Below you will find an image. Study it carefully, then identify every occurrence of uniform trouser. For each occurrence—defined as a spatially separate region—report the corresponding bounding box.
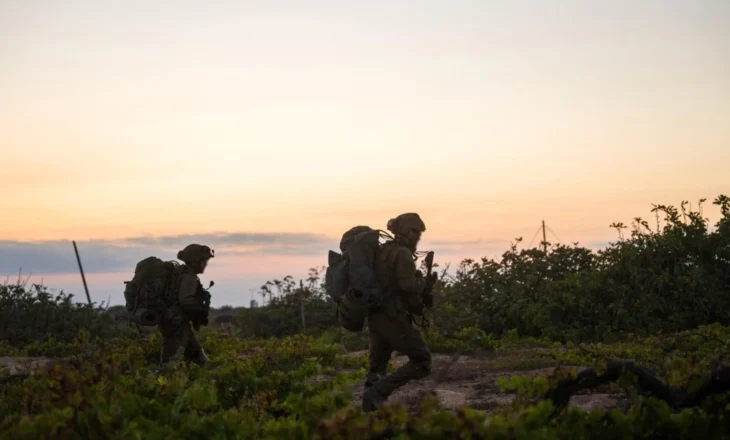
[365,310,432,397]
[158,321,203,364]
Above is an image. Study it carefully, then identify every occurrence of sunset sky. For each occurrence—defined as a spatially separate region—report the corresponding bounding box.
[2,1,729,306]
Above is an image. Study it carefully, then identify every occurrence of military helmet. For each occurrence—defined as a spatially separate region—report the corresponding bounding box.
[177,244,215,263]
[387,213,426,237]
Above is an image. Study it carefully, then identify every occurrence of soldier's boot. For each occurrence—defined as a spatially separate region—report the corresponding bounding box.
[364,372,383,394]
[373,358,432,397]
[362,386,387,413]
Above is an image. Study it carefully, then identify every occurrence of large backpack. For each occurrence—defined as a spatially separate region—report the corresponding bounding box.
[123,257,182,326]
[325,226,389,332]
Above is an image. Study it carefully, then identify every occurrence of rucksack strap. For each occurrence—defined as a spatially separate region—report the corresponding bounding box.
[378,229,394,238]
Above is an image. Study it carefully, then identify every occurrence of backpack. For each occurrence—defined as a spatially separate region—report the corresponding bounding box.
[325,226,389,332]
[123,257,182,326]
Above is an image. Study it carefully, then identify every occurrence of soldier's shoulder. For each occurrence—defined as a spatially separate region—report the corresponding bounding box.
[178,263,194,273]
[178,267,199,281]
[393,246,414,261]
[380,242,412,261]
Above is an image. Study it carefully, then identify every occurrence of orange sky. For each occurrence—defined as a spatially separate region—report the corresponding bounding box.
[1,1,729,305]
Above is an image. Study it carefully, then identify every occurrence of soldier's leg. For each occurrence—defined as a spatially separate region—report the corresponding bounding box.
[370,313,431,397]
[365,328,392,391]
[182,325,208,366]
[158,322,191,365]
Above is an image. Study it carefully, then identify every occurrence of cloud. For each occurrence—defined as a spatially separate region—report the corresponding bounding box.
[0,232,336,276]
[119,232,332,249]
[429,238,508,248]
[119,232,338,257]
[0,232,519,282]
[426,238,511,255]
[587,240,616,250]
[0,240,144,276]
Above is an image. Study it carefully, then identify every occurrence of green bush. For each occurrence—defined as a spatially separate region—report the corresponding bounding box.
[0,283,123,348]
[236,297,338,339]
[432,195,730,342]
[236,271,340,339]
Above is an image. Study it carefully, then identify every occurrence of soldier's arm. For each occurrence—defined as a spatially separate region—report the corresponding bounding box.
[178,273,206,314]
[394,248,427,309]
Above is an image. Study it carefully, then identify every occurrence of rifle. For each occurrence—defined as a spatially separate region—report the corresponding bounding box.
[417,251,436,329]
[192,280,214,330]
[424,251,435,283]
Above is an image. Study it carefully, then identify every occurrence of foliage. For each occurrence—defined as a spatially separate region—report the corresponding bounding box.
[431,195,730,342]
[237,268,340,339]
[424,325,496,354]
[4,306,730,438]
[317,327,370,353]
[0,283,128,348]
[4,325,730,439]
[0,330,361,439]
[314,396,730,440]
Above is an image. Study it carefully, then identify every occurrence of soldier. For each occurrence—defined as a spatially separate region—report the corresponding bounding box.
[362,213,437,412]
[158,243,214,366]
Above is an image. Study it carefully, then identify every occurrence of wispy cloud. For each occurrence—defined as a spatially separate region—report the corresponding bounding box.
[0,232,336,276]
[0,240,144,276]
[426,238,511,255]
[587,240,615,250]
[119,232,331,248]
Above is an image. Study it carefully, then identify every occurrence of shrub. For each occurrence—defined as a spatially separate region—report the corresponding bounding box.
[0,283,121,348]
[431,195,730,342]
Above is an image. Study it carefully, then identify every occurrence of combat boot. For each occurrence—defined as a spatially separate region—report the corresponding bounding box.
[364,372,382,394]
[362,386,387,413]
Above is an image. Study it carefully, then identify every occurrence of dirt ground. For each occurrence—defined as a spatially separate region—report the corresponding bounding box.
[0,356,57,374]
[347,350,621,414]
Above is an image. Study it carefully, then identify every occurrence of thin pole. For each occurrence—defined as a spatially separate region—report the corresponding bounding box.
[300,280,306,332]
[72,241,92,305]
[542,220,548,253]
